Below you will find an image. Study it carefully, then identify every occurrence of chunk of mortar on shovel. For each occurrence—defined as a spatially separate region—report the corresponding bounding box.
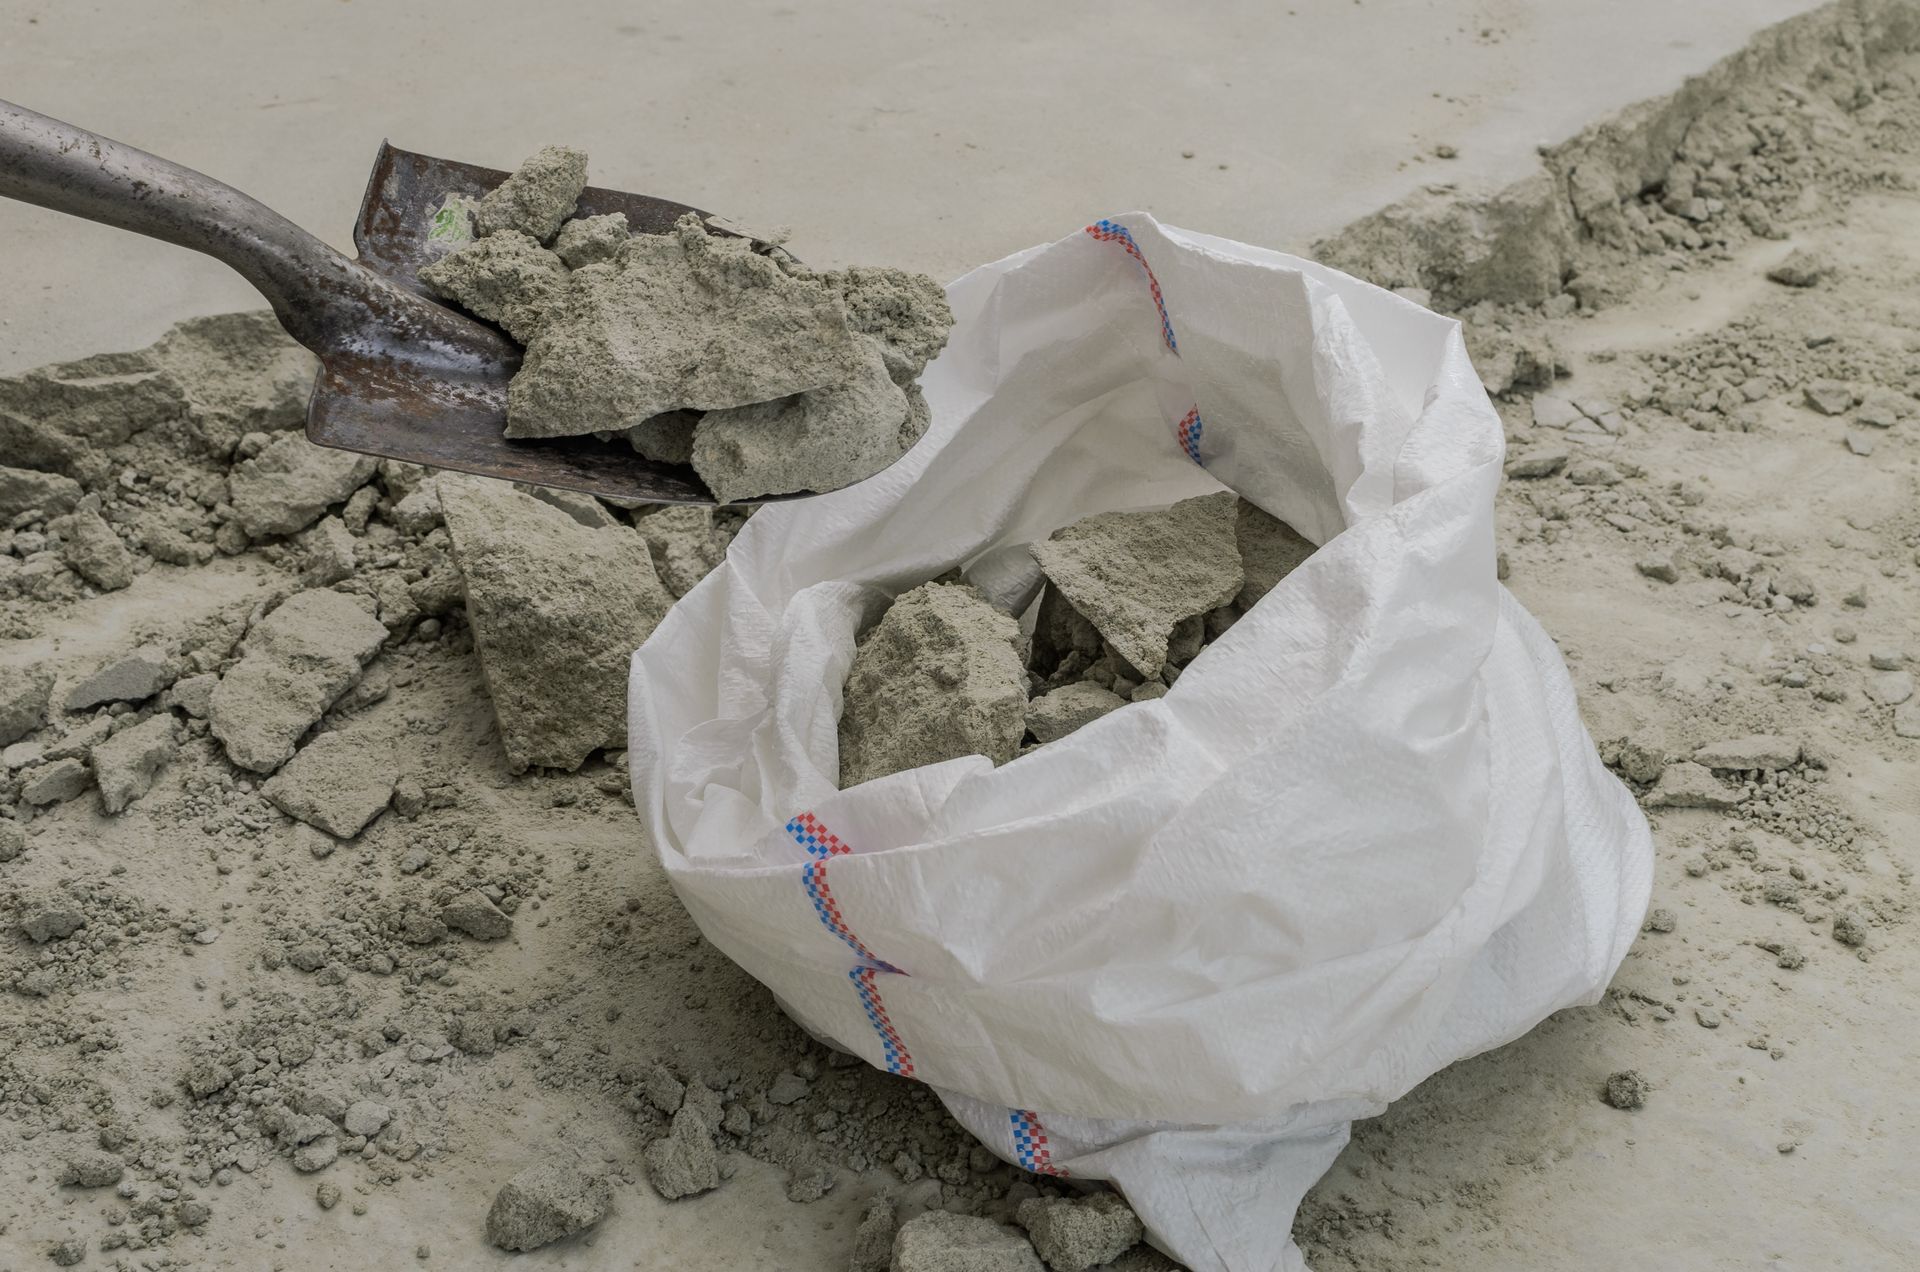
[0,98,806,505]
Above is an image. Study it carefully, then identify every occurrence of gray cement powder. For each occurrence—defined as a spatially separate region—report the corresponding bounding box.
[418,149,953,502]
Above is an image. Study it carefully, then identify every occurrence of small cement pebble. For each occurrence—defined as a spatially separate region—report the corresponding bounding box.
[1831,912,1868,948]
[1695,1007,1722,1029]
[48,1238,86,1267]
[440,890,513,941]
[316,1181,343,1210]
[1643,908,1677,934]
[767,1071,810,1106]
[1602,1070,1649,1110]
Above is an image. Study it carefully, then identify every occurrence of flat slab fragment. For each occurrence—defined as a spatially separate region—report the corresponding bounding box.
[1692,734,1801,771]
[839,582,1027,788]
[65,646,175,711]
[1025,681,1129,745]
[227,434,377,538]
[419,230,570,345]
[439,475,670,772]
[484,1163,610,1252]
[892,1211,1043,1272]
[207,589,389,773]
[1031,492,1243,679]
[262,729,397,839]
[92,713,179,814]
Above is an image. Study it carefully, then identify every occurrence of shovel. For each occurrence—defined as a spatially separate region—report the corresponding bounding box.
[0,99,759,504]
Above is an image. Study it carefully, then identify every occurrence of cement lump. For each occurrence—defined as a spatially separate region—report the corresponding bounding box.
[838,582,1027,788]
[1,665,54,745]
[207,589,389,773]
[0,464,82,520]
[892,1211,1045,1272]
[51,506,135,590]
[484,1162,610,1251]
[635,505,738,598]
[261,730,398,839]
[419,230,571,344]
[472,146,589,243]
[622,410,700,466]
[1234,497,1316,609]
[849,1196,898,1272]
[1692,735,1801,771]
[643,1105,721,1199]
[91,713,179,814]
[441,889,513,941]
[1644,761,1747,810]
[66,646,175,711]
[507,215,869,438]
[1015,1194,1144,1272]
[227,434,377,539]
[438,475,670,772]
[552,211,630,268]
[1030,492,1243,679]
[1026,681,1129,744]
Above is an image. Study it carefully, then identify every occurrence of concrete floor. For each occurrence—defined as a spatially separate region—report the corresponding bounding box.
[0,0,1825,373]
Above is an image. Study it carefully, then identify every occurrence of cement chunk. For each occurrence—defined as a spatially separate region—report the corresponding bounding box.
[849,1196,897,1272]
[441,889,512,941]
[838,582,1027,788]
[487,1163,610,1250]
[439,475,671,771]
[91,713,179,813]
[419,230,571,344]
[52,507,135,590]
[635,505,733,598]
[1644,761,1746,810]
[207,590,388,773]
[1692,735,1800,771]
[0,465,82,519]
[19,894,86,942]
[1234,498,1316,609]
[66,646,175,711]
[21,757,90,806]
[1016,1194,1144,1272]
[57,1150,125,1188]
[0,665,54,745]
[506,215,868,439]
[643,1105,720,1199]
[228,434,377,538]
[1026,681,1129,744]
[262,730,397,838]
[693,345,923,502]
[1031,493,1242,680]
[552,211,630,268]
[892,1211,1043,1272]
[623,410,699,466]
[473,145,589,243]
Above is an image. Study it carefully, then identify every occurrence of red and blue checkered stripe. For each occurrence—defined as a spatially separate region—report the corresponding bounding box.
[1009,1108,1068,1177]
[1084,219,1205,466]
[786,811,911,1072]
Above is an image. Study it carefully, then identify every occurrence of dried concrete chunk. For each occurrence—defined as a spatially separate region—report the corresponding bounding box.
[1026,681,1129,745]
[838,582,1026,788]
[295,515,357,587]
[439,475,670,771]
[228,434,377,538]
[487,1162,611,1250]
[850,1196,897,1272]
[66,647,175,711]
[1766,249,1829,288]
[0,820,24,863]
[1504,448,1569,479]
[441,889,512,941]
[343,1101,392,1137]
[262,730,397,838]
[165,673,218,719]
[506,214,868,439]
[824,264,954,383]
[1692,735,1800,771]
[1031,493,1242,680]
[623,410,699,466]
[635,505,732,598]
[692,344,922,502]
[0,665,54,745]
[0,464,82,519]
[291,1137,339,1172]
[1867,670,1914,706]
[1234,498,1316,609]
[1016,1194,1145,1272]
[892,1211,1044,1272]
[473,145,589,243]
[92,713,179,813]
[21,757,90,806]
[52,507,135,590]
[58,1150,125,1188]
[1644,761,1746,810]
[552,211,630,268]
[419,230,571,344]
[1802,380,1854,416]
[207,590,388,773]
[643,1105,721,1200]
[19,893,86,942]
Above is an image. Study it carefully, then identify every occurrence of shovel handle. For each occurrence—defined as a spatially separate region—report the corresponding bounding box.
[0,98,451,359]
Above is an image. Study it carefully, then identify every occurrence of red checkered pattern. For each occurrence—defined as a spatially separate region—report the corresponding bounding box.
[851,966,916,1077]
[787,810,852,857]
[1009,1108,1068,1177]
[1176,405,1203,463]
[1085,218,1178,353]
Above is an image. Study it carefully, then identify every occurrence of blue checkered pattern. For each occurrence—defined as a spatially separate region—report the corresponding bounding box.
[1009,1108,1067,1176]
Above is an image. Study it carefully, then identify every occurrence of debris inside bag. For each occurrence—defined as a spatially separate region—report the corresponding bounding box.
[417,147,955,502]
[837,494,1317,785]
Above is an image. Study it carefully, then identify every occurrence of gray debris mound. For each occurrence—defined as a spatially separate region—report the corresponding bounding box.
[439,475,671,771]
[91,713,179,814]
[261,729,397,839]
[643,1105,721,1200]
[206,588,389,773]
[472,145,589,243]
[507,214,869,438]
[1015,1194,1144,1272]
[227,433,376,539]
[892,1210,1045,1272]
[419,230,571,344]
[485,1162,611,1251]
[1030,492,1243,679]
[838,582,1027,788]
